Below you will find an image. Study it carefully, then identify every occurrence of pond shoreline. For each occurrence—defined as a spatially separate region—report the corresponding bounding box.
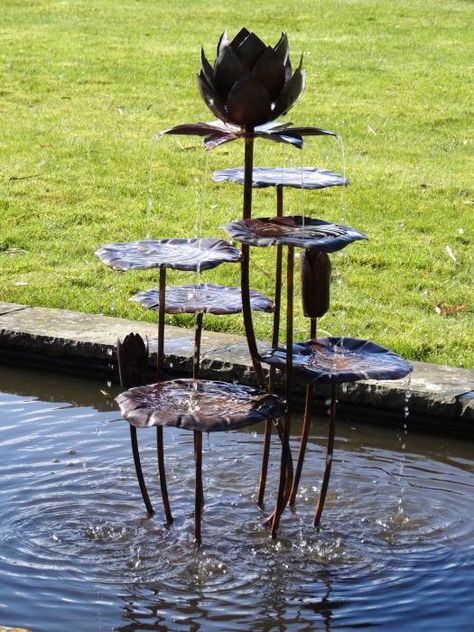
[0,301,472,437]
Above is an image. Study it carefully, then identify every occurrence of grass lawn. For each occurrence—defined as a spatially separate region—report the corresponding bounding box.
[0,0,472,368]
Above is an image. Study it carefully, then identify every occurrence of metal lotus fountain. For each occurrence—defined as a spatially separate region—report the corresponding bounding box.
[96,28,412,543]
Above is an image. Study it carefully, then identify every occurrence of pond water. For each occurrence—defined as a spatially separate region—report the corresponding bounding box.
[0,366,473,631]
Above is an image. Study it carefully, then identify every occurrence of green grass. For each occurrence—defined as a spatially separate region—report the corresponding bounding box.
[1,0,472,367]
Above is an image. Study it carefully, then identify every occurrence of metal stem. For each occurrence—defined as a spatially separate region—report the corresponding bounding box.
[289,318,317,507]
[314,382,338,528]
[193,312,204,380]
[271,245,294,538]
[257,185,284,506]
[194,431,203,545]
[129,426,154,515]
[156,265,173,525]
[241,133,265,388]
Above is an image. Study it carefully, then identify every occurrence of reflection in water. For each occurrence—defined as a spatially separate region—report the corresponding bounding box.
[0,366,473,631]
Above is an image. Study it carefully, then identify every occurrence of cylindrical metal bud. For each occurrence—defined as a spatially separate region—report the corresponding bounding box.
[300,249,331,318]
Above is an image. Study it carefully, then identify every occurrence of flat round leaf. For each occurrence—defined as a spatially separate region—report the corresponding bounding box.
[131,283,274,315]
[260,338,413,384]
[95,238,241,272]
[116,379,286,432]
[213,166,348,189]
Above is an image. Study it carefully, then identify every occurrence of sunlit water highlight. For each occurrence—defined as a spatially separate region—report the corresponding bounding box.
[0,366,473,631]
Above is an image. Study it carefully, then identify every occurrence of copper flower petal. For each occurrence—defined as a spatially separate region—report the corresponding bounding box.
[235,31,267,68]
[260,338,413,384]
[197,72,229,122]
[131,283,274,315]
[223,216,367,251]
[214,45,245,97]
[116,379,286,432]
[284,126,337,139]
[162,121,229,138]
[229,27,251,52]
[284,56,292,82]
[251,46,286,100]
[212,167,348,189]
[226,73,272,127]
[200,48,215,88]
[204,132,240,149]
[95,238,241,272]
[273,32,289,64]
[272,62,305,119]
[255,131,303,148]
[216,30,229,57]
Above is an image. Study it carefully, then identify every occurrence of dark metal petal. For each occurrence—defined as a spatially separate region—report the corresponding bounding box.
[229,27,251,52]
[197,72,229,122]
[251,46,286,101]
[161,122,227,137]
[216,30,229,57]
[204,131,241,150]
[273,59,305,118]
[284,56,292,82]
[235,31,266,68]
[200,48,215,88]
[301,250,331,318]
[255,131,303,148]
[260,338,413,384]
[273,32,289,64]
[283,126,337,138]
[226,73,272,127]
[214,45,245,98]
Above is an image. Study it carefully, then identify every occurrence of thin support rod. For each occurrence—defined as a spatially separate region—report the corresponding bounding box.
[129,426,154,515]
[271,245,295,538]
[193,312,204,511]
[257,185,284,506]
[155,266,173,525]
[314,382,338,528]
[289,318,317,507]
[194,431,203,545]
[240,133,266,388]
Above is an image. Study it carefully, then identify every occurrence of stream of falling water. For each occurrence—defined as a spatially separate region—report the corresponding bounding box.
[145,131,163,239]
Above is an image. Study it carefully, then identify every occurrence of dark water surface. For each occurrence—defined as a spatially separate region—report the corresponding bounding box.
[0,366,473,631]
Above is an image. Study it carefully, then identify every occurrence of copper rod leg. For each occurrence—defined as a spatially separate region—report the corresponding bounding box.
[289,385,314,508]
[240,133,265,388]
[314,382,338,528]
[194,431,203,545]
[157,266,166,381]
[289,318,317,507]
[193,312,204,380]
[271,245,294,538]
[156,426,173,525]
[257,186,284,505]
[129,426,154,515]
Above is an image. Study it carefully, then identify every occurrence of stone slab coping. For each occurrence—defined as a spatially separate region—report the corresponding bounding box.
[0,302,472,435]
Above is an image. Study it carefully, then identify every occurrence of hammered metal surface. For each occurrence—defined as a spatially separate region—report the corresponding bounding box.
[224,216,367,251]
[116,379,286,431]
[260,337,413,383]
[131,283,274,315]
[95,238,240,272]
[213,167,348,189]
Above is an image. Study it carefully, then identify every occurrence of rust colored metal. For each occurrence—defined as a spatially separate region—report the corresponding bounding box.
[194,430,203,544]
[314,382,338,528]
[240,134,266,388]
[289,318,317,508]
[156,266,173,525]
[301,250,331,319]
[130,426,154,516]
[271,245,295,538]
[257,185,283,506]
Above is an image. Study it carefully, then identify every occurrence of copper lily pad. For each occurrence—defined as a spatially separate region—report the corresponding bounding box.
[131,283,274,315]
[224,216,367,251]
[116,379,286,432]
[95,238,240,272]
[260,337,413,383]
[213,167,348,189]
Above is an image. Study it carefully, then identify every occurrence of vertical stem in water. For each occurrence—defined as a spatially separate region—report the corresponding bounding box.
[257,185,284,506]
[241,132,265,387]
[289,318,317,507]
[271,245,295,538]
[314,381,337,528]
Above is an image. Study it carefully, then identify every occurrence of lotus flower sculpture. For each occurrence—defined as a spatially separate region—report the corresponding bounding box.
[198,28,304,128]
